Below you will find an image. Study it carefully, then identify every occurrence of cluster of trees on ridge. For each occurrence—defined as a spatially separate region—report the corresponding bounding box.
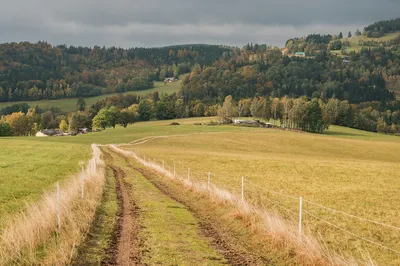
[0,42,232,102]
[364,18,400,38]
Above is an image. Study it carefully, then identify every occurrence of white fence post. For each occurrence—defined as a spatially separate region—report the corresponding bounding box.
[241,176,244,201]
[299,196,303,241]
[81,167,85,199]
[188,168,190,181]
[208,172,210,189]
[57,182,61,233]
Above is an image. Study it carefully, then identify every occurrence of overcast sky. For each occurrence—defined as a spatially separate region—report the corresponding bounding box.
[0,0,399,48]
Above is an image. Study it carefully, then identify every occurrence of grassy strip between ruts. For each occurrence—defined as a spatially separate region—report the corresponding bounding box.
[71,165,118,265]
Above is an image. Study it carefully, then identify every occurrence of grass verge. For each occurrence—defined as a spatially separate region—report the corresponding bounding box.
[0,145,105,265]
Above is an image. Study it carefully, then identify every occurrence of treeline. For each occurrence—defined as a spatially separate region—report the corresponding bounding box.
[231,96,400,133]
[0,42,233,102]
[2,91,400,136]
[181,46,396,104]
[364,18,400,38]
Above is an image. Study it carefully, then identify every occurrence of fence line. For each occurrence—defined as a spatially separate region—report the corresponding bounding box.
[149,155,400,232]
[244,180,299,200]
[304,210,400,256]
[135,153,400,259]
[253,193,298,216]
[303,199,400,231]
[241,177,400,233]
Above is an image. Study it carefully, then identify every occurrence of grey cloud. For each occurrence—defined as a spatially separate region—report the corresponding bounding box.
[0,0,398,47]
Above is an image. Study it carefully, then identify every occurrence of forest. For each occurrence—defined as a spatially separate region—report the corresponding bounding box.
[364,17,400,37]
[181,47,397,104]
[0,43,232,102]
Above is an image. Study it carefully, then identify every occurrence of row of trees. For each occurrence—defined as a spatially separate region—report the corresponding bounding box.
[217,96,400,134]
[1,91,400,136]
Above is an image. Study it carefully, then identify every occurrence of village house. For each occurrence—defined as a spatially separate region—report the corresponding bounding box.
[164,77,178,83]
[35,129,62,137]
[295,52,306,58]
[282,48,289,56]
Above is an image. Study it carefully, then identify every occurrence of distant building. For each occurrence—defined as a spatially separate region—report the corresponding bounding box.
[342,56,350,64]
[36,129,62,137]
[282,48,289,56]
[164,77,177,83]
[295,52,306,58]
[78,128,91,134]
[233,119,270,127]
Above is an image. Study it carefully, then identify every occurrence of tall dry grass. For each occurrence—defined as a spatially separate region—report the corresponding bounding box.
[110,145,374,266]
[0,144,105,265]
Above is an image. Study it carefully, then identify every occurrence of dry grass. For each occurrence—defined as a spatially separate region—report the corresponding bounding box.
[118,128,400,265]
[0,144,105,265]
[110,145,368,266]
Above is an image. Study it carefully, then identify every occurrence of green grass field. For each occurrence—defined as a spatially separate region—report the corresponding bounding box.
[0,118,241,226]
[0,79,182,112]
[2,118,400,264]
[0,139,90,227]
[331,32,400,55]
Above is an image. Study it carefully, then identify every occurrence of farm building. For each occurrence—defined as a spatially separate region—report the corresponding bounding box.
[36,129,61,137]
[233,119,268,127]
[164,77,178,83]
[295,52,306,57]
[342,56,350,64]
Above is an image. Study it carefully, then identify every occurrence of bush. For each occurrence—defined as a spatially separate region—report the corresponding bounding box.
[0,121,13,136]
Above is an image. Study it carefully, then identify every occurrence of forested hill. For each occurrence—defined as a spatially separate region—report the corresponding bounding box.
[181,17,400,104]
[0,42,233,102]
[364,17,400,37]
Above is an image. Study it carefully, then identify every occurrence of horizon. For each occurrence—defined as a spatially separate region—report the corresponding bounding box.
[0,0,399,48]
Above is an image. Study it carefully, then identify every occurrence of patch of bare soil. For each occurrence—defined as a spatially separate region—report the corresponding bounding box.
[104,165,141,266]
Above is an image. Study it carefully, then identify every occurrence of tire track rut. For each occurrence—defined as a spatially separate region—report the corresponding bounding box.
[103,148,141,266]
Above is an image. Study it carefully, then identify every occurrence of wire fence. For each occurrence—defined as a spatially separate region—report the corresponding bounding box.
[131,150,400,263]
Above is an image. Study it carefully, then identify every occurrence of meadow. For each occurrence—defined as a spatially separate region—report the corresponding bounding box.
[331,32,400,55]
[2,118,400,264]
[0,118,244,227]
[120,123,400,264]
[0,139,90,227]
[0,79,182,112]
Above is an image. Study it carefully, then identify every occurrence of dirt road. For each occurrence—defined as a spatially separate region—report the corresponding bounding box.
[76,147,269,265]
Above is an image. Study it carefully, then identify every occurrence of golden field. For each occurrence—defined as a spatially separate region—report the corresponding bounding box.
[123,125,400,264]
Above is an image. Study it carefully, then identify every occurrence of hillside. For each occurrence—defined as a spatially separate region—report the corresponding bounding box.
[0,42,233,103]
[0,78,183,112]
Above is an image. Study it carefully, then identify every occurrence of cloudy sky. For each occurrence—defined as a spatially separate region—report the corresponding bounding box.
[0,0,399,48]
